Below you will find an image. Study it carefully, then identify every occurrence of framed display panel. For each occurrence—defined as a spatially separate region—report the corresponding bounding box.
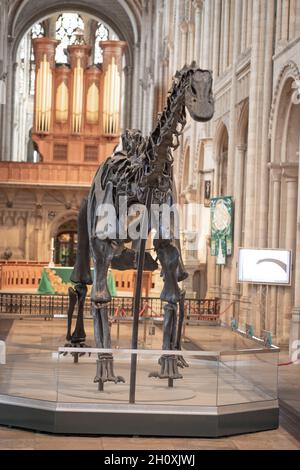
[238,248,292,286]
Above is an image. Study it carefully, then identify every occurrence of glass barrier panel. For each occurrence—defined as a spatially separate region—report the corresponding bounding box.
[217,349,279,406]
[57,351,131,405]
[134,352,219,408]
[57,349,219,408]
[0,343,58,402]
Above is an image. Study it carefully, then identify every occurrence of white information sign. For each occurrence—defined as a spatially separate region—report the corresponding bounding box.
[238,248,292,285]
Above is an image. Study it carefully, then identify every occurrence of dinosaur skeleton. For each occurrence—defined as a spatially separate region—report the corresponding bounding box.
[66,63,214,386]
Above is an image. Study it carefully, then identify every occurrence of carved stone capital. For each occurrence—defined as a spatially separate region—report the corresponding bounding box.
[281,163,298,180]
[180,20,189,34]
[182,186,197,203]
[193,0,203,11]
[188,22,195,33]
[236,144,247,153]
[270,168,282,183]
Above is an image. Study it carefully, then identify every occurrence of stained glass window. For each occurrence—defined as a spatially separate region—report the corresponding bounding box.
[94,23,109,64]
[31,23,45,39]
[55,13,85,63]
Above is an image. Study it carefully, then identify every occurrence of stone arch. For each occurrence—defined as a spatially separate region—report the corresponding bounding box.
[49,210,79,266]
[268,63,300,343]
[9,0,140,62]
[49,210,79,238]
[271,74,300,164]
[213,121,229,196]
[236,99,249,146]
[269,61,300,141]
[213,119,229,161]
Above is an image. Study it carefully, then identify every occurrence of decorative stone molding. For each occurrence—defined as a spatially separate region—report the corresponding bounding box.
[180,20,189,34]
[181,186,197,203]
[236,144,247,153]
[269,61,300,139]
[268,161,298,180]
[192,0,203,10]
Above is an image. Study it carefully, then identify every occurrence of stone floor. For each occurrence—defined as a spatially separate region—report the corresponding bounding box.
[0,318,299,450]
[0,425,299,450]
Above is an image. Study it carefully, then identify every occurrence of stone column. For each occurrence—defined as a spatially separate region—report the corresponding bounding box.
[276,0,282,44]
[281,0,289,42]
[202,0,212,69]
[123,65,133,130]
[244,0,262,248]
[231,145,247,287]
[193,0,203,64]
[258,0,275,247]
[227,0,242,193]
[282,171,298,344]
[246,0,253,48]
[190,0,203,157]
[290,152,300,354]
[289,0,296,40]
[180,20,189,68]
[222,0,230,72]
[296,0,300,37]
[268,167,282,336]
[241,0,248,53]
[138,6,146,129]
[173,0,185,72]
[187,22,195,65]
[0,0,8,161]
[221,0,242,300]
[132,43,140,129]
[212,0,221,78]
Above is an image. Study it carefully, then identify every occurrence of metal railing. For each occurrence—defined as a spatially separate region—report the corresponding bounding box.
[0,293,220,320]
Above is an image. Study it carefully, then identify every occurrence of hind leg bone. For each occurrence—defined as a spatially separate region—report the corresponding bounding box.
[93,305,125,385]
[91,238,124,386]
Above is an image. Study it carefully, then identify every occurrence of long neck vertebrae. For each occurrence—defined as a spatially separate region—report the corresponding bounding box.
[150,73,188,154]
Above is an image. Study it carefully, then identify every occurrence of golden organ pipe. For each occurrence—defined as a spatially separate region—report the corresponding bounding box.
[56,81,68,123]
[111,62,115,134]
[72,59,84,133]
[102,54,122,135]
[42,57,47,131]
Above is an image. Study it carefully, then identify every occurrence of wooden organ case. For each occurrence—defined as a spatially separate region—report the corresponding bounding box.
[32,35,127,164]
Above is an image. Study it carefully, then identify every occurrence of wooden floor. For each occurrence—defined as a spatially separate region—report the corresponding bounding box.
[0,318,299,450]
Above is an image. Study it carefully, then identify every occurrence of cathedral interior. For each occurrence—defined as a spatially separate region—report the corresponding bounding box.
[0,0,300,451]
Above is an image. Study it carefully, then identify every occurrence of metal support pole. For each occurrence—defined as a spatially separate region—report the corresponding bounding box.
[129,188,152,404]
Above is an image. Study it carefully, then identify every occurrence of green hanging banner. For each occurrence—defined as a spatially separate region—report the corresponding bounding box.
[211,196,233,265]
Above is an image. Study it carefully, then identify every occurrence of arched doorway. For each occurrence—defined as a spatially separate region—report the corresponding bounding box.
[54,219,78,266]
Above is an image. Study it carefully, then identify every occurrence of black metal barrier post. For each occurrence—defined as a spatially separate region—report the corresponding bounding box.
[129,188,152,404]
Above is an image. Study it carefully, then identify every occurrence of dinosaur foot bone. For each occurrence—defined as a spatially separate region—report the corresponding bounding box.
[61,341,91,358]
[148,355,184,380]
[94,353,125,385]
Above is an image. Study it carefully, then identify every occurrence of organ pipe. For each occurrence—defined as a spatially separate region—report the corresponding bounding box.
[101,41,127,136]
[32,37,127,163]
[56,81,68,123]
[32,38,58,134]
[86,82,100,124]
